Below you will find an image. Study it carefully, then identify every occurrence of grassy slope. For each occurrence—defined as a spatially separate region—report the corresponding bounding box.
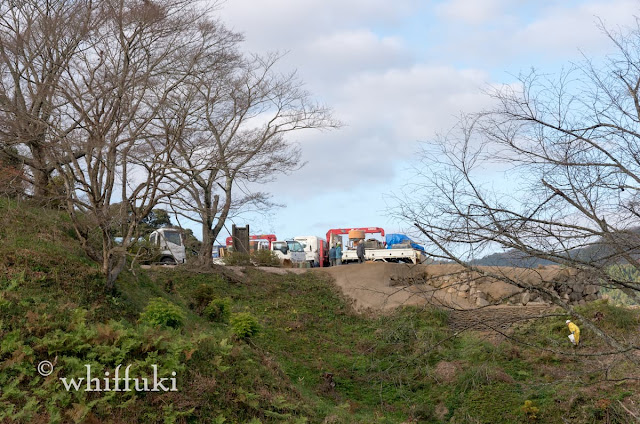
[1,198,639,423]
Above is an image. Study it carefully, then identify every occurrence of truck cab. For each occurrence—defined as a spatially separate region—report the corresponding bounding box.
[149,228,186,264]
[294,235,328,267]
[271,240,306,264]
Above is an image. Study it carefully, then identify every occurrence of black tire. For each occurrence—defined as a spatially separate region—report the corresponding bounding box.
[160,256,176,265]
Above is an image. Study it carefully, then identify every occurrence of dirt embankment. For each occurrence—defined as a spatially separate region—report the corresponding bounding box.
[232,262,592,315]
[305,262,598,312]
[310,262,475,311]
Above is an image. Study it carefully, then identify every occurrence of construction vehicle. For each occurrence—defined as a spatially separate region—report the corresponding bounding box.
[216,227,424,266]
[225,234,306,265]
[149,228,186,264]
[325,227,426,264]
[294,235,329,267]
[271,240,306,264]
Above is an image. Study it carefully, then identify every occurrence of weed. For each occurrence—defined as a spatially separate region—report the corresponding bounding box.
[521,400,540,421]
[192,283,216,311]
[3,198,640,423]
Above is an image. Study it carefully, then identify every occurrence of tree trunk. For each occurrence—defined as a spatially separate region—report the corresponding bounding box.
[105,255,126,293]
[32,167,51,198]
[29,140,52,199]
[101,228,126,292]
[199,224,214,266]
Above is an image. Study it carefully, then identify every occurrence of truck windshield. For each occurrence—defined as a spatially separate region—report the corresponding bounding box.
[163,231,182,246]
[273,242,287,252]
[287,241,304,252]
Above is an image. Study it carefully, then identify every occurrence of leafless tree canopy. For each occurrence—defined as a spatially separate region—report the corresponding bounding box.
[396,21,640,354]
[0,0,337,287]
[164,52,339,264]
[0,0,93,196]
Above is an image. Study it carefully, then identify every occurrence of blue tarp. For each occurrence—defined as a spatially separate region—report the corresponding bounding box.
[385,234,425,252]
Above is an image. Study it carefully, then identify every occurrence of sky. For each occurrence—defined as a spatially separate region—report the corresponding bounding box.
[193,0,640,244]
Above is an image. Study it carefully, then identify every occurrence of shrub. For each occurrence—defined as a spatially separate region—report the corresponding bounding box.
[230,312,259,338]
[204,298,232,323]
[140,297,185,328]
[193,284,216,311]
[223,251,251,266]
[0,149,25,199]
[251,249,281,267]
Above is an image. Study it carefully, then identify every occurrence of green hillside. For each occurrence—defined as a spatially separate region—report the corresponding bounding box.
[1,199,639,423]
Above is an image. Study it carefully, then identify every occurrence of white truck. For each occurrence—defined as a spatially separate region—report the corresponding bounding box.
[340,246,426,264]
[294,235,328,267]
[149,228,186,264]
[326,228,427,265]
[271,239,306,264]
[223,234,306,265]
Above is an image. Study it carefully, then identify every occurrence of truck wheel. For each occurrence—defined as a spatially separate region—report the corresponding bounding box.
[160,256,176,265]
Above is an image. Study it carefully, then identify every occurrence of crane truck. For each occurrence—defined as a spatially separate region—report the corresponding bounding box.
[326,227,426,265]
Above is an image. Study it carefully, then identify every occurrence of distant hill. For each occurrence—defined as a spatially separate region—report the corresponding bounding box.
[470,249,556,267]
[471,229,640,268]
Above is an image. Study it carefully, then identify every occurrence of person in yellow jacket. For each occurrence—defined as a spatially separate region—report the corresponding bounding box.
[566,319,580,346]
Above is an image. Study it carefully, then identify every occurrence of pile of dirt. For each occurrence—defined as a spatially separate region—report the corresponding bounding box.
[312,262,474,311]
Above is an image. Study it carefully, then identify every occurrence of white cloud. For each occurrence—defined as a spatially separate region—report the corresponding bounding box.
[215,0,418,52]
[259,64,493,198]
[207,0,640,239]
[301,30,411,81]
[338,65,490,138]
[436,0,509,25]
[512,1,639,58]
[429,0,639,70]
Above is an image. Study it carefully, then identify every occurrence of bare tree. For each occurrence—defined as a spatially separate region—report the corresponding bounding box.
[0,0,95,198]
[50,0,230,290]
[166,53,339,264]
[0,0,335,284]
[396,21,640,355]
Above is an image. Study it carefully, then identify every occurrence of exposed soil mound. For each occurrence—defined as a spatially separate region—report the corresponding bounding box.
[313,262,474,311]
[316,262,601,312]
[241,262,595,314]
